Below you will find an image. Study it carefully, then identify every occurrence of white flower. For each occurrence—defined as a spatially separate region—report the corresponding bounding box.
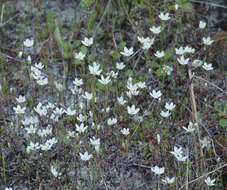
[203,36,214,46]
[160,110,171,118]
[150,90,162,99]
[81,37,93,47]
[77,114,86,122]
[102,106,110,113]
[73,78,83,86]
[79,151,92,161]
[18,51,23,58]
[175,4,179,10]
[75,51,86,60]
[51,107,65,121]
[127,78,140,96]
[25,125,37,134]
[54,81,64,91]
[22,116,38,126]
[26,141,40,153]
[149,26,161,34]
[199,21,206,29]
[154,50,165,58]
[170,146,188,162]
[183,121,196,133]
[31,66,42,80]
[40,138,57,151]
[89,62,102,76]
[35,62,44,69]
[163,65,173,75]
[121,128,130,136]
[82,92,93,101]
[120,47,134,57]
[162,176,175,184]
[165,102,176,111]
[175,46,195,55]
[67,130,76,138]
[23,38,34,48]
[107,118,117,126]
[27,55,32,63]
[16,95,26,103]
[65,107,76,116]
[137,81,146,89]
[200,137,211,149]
[177,55,189,65]
[175,47,185,55]
[37,126,52,137]
[157,134,161,145]
[76,123,88,133]
[138,36,154,50]
[36,77,48,86]
[205,177,216,186]
[202,62,213,71]
[98,75,111,85]
[117,96,127,105]
[34,103,47,116]
[127,105,140,115]
[90,136,100,152]
[109,70,118,78]
[159,12,171,21]
[5,187,13,190]
[116,62,126,70]
[192,59,203,67]
[184,46,195,54]
[151,166,165,175]
[13,105,26,114]
[51,165,61,177]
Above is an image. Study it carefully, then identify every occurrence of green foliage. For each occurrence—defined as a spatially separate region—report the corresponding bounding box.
[176,0,193,10]
[46,12,56,33]
[88,11,97,31]
[213,101,227,128]
[46,12,73,58]
[54,21,73,59]
[80,0,93,8]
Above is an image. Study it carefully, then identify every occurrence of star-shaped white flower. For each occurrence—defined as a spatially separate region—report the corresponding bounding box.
[160,110,171,118]
[107,118,117,126]
[13,105,26,114]
[79,151,93,161]
[165,102,176,111]
[138,36,154,50]
[182,121,196,133]
[75,51,86,60]
[159,12,171,21]
[202,36,214,46]
[154,50,165,58]
[177,55,189,65]
[205,177,216,186]
[121,128,130,136]
[202,62,213,71]
[116,62,126,70]
[151,166,165,175]
[120,47,134,57]
[76,123,88,133]
[162,176,175,184]
[81,37,93,47]
[98,75,111,85]
[23,38,34,48]
[149,26,162,34]
[16,95,26,103]
[127,105,140,115]
[89,62,102,76]
[150,89,162,99]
